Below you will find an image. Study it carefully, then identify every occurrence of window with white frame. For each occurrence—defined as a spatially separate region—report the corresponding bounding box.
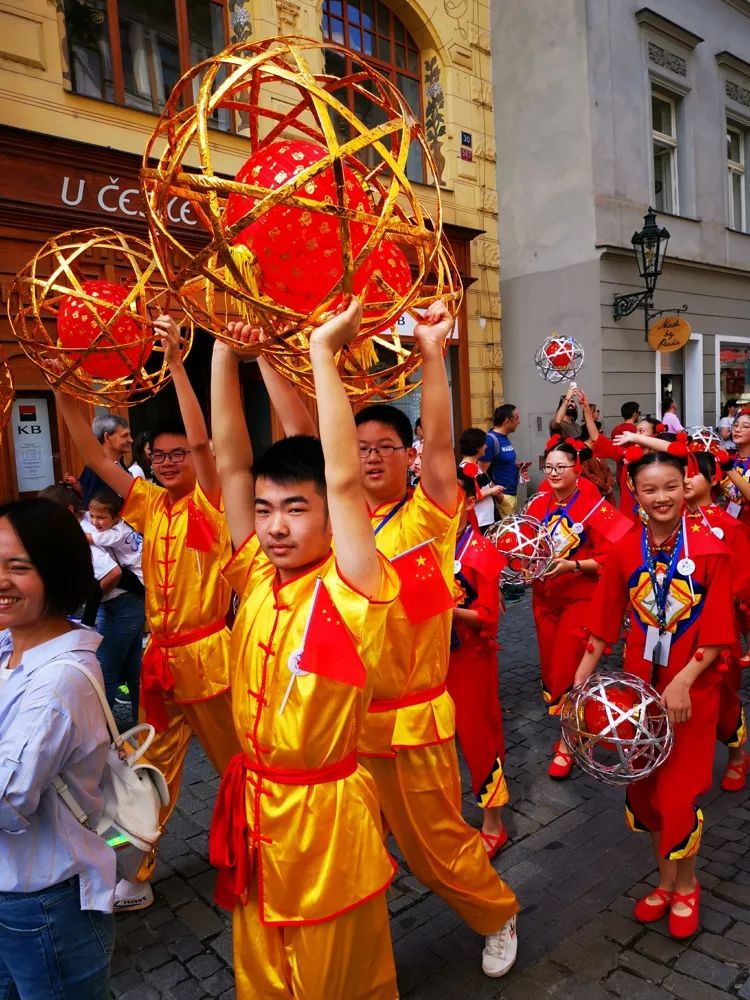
[727,121,747,232]
[651,89,679,214]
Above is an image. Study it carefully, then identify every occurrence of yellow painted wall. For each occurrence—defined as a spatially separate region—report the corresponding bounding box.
[0,0,502,423]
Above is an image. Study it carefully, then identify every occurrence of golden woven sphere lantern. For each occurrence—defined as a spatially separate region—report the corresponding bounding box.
[0,353,14,444]
[140,35,459,399]
[9,228,193,407]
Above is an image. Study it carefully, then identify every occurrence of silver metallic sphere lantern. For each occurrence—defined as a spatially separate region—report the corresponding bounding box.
[485,514,554,585]
[686,426,723,452]
[534,335,585,385]
[561,671,673,785]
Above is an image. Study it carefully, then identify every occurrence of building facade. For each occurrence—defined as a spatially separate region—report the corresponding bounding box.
[492,0,750,478]
[0,0,500,499]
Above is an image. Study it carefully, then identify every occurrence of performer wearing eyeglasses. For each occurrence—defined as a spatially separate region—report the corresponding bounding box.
[526,437,621,778]
[54,315,239,912]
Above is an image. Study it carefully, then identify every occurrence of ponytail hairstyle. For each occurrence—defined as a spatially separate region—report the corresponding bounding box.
[628,450,686,487]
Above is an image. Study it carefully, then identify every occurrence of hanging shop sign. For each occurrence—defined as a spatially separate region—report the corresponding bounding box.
[648,316,691,353]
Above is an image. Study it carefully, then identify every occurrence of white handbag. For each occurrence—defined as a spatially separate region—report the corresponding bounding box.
[53,660,169,854]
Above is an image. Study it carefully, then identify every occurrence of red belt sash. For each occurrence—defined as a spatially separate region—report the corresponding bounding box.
[368,682,446,714]
[141,617,226,730]
[209,751,358,911]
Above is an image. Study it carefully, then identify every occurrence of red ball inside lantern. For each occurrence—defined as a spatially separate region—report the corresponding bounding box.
[583,686,638,750]
[544,339,575,370]
[224,140,374,315]
[57,280,148,379]
[354,241,413,335]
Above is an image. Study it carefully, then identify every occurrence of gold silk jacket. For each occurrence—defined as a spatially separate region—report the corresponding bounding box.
[223,535,399,925]
[122,478,231,703]
[361,483,460,755]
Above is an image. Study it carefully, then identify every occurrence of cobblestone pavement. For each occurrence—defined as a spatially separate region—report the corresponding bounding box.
[113,593,750,999]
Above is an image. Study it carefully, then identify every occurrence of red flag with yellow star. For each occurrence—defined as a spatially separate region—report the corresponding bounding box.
[298,579,366,688]
[684,519,729,557]
[586,499,633,544]
[391,540,456,624]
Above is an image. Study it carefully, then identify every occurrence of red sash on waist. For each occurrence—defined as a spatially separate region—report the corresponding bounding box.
[209,751,358,911]
[368,682,446,714]
[141,617,226,731]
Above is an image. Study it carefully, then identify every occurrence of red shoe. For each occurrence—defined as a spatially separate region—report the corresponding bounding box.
[669,883,700,939]
[480,827,509,859]
[721,752,750,792]
[633,886,673,923]
[548,743,574,779]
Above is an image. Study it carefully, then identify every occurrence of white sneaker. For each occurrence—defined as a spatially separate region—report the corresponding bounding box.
[114,878,153,912]
[482,915,518,977]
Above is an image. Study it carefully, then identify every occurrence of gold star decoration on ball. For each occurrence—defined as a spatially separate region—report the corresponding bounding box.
[0,352,14,444]
[9,227,193,407]
[140,34,462,401]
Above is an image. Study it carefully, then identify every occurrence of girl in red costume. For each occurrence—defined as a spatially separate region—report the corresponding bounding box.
[684,449,750,790]
[580,394,664,522]
[526,438,618,778]
[575,450,736,939]
[447,470,508,857]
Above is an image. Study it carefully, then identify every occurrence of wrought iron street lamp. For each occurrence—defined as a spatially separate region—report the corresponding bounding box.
[612,208,685,338]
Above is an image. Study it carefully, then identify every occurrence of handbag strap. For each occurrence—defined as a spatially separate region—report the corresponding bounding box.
[57,658,120,745]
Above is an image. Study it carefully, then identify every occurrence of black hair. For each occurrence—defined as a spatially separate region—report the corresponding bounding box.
[692,451,716,484]
[459,427,487,456]
[38,483,84,518]
[629,451,685,485]
[253,435,326,496]
[90,487,124,516]
[457,467,477,499]
[131,430,152,471]
[662,397,676,417]
[150,419,188,448]
[621,401,640,421]
[415,418,422,430]
[355,404,413,448]
[493,403,516,427]
[638,415,660,434]
[722,399,738,418]
[544,440,591,463]
[0,499,94,617]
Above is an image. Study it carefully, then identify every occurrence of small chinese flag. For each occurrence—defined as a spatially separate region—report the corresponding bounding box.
[186,499,216,552]
[391,540,456,625]
[461,532,507,577]
[685,521,729,557]
[299,580,366,688]
[586,500,633,544]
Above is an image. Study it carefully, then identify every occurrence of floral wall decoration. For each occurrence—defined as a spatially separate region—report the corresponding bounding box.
[229,0,253,43]
[424,55,446,186]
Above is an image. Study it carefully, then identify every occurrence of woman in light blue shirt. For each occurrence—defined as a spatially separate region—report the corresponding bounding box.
[0,498,116,1000]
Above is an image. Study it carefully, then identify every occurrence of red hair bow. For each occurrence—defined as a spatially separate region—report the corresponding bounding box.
[623,445,645,464]
[462,462,480,478]
[675,431,689,444]
[655,422,666,433]
[545,433,564,450]
[667,442,689,458]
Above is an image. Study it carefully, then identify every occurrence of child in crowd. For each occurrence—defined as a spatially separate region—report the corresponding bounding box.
[209,298,400,999]
[576,451,736,938]
[458,427,504,530]
[447,467,509,856]
[84,488,145,722]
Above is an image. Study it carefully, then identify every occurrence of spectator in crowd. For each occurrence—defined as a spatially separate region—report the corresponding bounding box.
[549,388,582,439]
[0,499,116,999]
[85,487,145,723]
[481,404,521,517]
[718,400,739,451]
[129,430,153,481]
[409,417,424,484]
[609,401,641,440]
[66,414,133,507]
[458,428,505,530]
[661,397,684,434]
[579,411,615,503]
